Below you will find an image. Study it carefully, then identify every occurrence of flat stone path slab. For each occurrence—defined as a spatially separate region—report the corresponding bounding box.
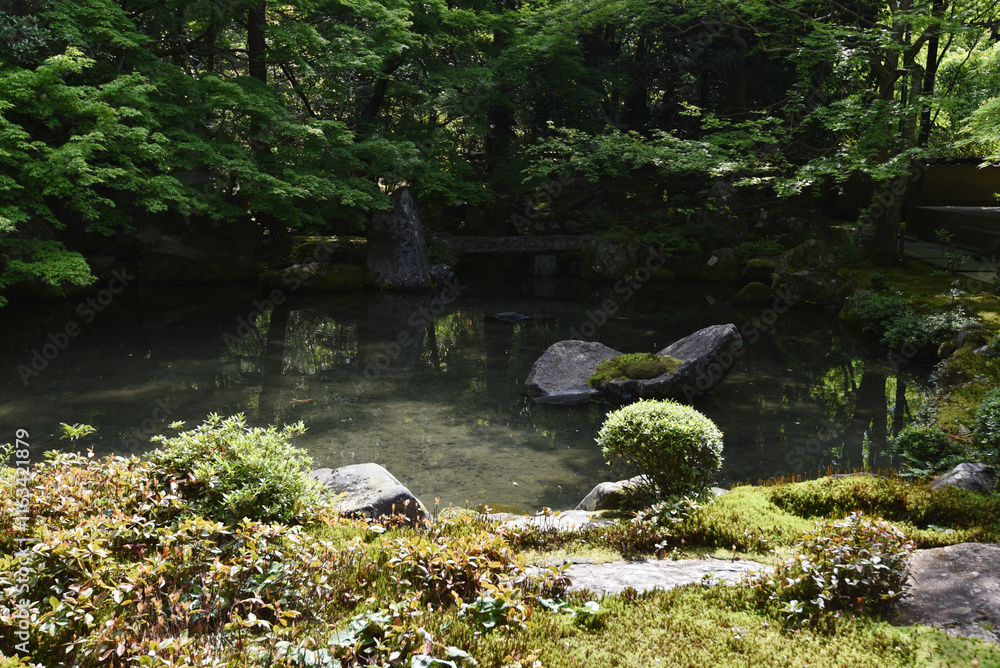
[896,542,1000,643]
[560,558,771,596]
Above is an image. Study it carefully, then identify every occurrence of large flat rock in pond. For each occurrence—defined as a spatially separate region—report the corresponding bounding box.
[561,558,770,596]
[309,463,430,525]
[895,542,1000,642]
[602,324,743,402]
[524,340,622,405]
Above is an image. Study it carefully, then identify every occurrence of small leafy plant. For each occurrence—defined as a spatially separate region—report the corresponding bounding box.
[767,512,913,626]
[986,334,1000,357]
[597,399,723,498]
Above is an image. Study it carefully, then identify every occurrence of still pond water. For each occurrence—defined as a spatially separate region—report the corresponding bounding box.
[0,271,924,512]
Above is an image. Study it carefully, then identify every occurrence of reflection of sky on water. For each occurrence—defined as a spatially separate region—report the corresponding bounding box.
[0,277,923,511]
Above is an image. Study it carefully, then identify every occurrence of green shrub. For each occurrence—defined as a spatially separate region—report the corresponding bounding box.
[768,512,913,626]
[846,289,976,349]
[891,424,966,474]
[987,334,1000,357]
[869,272,888,290]
[971,386,1000,464]
[597,399,723,498]
[845,289,919,348]
[736,239,786,258]
[589,353,680,386]
[148,413,327,525]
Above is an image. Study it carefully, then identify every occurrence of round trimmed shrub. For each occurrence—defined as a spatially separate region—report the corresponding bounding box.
[597,399,723,498]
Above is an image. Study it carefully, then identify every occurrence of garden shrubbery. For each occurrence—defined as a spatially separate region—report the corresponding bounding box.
[971,386,1000,464]
[767,512,913,626]
[148,413,328,525]
[597,399,723,498]
[845,289,976,350]
[890,424,966,474]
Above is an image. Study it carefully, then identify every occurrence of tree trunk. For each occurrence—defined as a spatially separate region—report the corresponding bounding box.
[843,367,887,470]
[247,0,267,83]
[258,304,291,423]
[918,0,944,146]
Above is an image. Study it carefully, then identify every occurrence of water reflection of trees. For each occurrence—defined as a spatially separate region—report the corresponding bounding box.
[707,324,923,484]
[221,293,924,497]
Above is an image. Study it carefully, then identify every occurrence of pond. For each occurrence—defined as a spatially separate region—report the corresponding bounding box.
[0,269,927,512]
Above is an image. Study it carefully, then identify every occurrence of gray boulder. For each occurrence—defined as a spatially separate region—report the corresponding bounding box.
[524,340,623,405]
[493,510,601,532]
[779,269,846,305]
[309,463,430,525]
[776,238,837,273]
[525,325,743,405]
[429,264,455,284]
[896,542,1000,642]
[702,247,742,283]
[930,463,995,493]
[576,475,648,511]
[771,239,845,307]
[366,188,432,291]
[583,238,642,281]
[602,324,743,402]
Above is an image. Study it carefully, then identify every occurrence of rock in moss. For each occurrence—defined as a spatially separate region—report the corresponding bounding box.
[309,463,430,526]
[576,475,649,511]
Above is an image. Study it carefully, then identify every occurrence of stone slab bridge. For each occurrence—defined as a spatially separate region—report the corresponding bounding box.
[441,235,596,254]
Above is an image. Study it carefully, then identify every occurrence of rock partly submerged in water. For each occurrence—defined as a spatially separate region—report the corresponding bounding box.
[524,340,623,405]
[576,475,648,511]
[309,463,430,526]
[524,324,743,406]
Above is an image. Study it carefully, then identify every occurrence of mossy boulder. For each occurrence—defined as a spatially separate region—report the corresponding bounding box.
[259,262,368,291]
[731,281,773,306]
[525,325,743,405]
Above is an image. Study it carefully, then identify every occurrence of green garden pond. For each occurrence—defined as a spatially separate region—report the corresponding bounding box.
[0,273,926,512]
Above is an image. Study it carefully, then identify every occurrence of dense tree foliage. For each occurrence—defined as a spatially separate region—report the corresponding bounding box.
[1,0,998,303]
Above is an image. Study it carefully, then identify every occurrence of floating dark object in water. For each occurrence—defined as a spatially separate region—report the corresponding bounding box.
[493,312,529,322]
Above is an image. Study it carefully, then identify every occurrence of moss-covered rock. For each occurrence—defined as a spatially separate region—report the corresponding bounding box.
[589,353,681,386]
[731,281,773,306]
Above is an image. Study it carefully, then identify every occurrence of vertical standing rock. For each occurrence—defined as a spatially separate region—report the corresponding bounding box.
[366,188,432,291]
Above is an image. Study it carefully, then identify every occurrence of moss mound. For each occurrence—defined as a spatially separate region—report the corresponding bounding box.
[589,353,680,386]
